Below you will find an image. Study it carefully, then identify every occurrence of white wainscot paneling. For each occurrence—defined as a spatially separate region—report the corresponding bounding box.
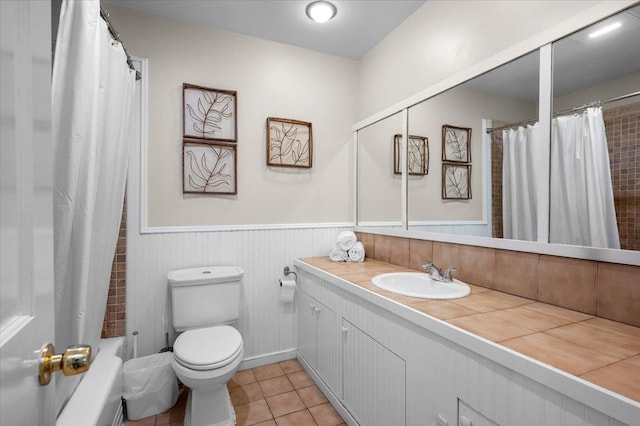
[126,227,351,360]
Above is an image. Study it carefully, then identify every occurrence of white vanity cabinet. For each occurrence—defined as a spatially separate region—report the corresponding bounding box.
[297,291,342,397]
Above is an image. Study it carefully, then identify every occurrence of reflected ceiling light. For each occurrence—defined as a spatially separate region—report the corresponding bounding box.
[588,21,622,38]
[306,1,337,23]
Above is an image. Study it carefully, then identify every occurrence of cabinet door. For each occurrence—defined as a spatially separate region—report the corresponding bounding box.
[298,291,317,367]
[342,319,406,426]
[315,300,342,397]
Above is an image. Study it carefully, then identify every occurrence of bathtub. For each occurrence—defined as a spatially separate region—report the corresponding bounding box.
[56,337,125,426]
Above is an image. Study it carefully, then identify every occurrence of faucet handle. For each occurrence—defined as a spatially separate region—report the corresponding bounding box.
[421,261,434,271]
[443,268,457,282]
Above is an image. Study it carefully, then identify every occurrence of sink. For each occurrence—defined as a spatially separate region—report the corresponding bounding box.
[371,272,471,300]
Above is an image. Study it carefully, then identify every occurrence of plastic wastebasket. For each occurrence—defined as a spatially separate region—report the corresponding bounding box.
[123,352,179,420]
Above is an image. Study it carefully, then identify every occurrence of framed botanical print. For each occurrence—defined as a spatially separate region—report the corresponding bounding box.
[442,124,471,163]
[183,83,237,142]
[266,117,313,168]
[442,163,471,199]
[183,140,237,194]
[393,134,429,175]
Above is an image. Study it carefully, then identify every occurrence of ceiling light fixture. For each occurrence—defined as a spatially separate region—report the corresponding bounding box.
[306,1,337,23]
[588,21,622,38]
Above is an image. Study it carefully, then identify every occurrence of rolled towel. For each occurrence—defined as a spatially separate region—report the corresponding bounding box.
[336,231,357,251]
[329,246,348,262]
[347,241,365,263]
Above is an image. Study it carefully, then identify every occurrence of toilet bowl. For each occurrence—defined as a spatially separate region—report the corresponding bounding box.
[168,266,245,426]
[172,325,243,426]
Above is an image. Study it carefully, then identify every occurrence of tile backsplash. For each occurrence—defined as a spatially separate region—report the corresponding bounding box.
[357,232,640,327]
[102,199,126,338]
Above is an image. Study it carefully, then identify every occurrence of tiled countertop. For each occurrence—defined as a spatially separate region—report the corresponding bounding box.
[299,257,640,404]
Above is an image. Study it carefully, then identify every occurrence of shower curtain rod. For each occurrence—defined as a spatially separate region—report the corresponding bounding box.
[485,90,640,134]
[100,5,141,80]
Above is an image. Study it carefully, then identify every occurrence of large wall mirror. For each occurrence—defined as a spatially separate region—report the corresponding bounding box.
[356,4,640,257]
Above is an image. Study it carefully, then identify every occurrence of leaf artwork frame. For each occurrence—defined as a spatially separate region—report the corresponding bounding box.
[183,83,237,142]
[266,117,313,168]
[393,134,429,175]
[442,163,472,200]
[183,140,237,194]
[442,124,471,163]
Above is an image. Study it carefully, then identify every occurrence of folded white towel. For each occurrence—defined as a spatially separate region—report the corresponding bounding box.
[347,241,365,263]
[329,246,348,262]
[336,231,357,251]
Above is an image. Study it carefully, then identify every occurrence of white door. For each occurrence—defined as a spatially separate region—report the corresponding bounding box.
[0,1,56,425]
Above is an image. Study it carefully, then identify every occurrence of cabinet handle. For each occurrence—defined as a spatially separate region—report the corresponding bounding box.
[314,307,320,314]
[310,304,316,311]
[341,326,349,334]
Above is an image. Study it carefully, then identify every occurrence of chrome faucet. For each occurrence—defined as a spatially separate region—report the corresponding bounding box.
[421,261,457,283]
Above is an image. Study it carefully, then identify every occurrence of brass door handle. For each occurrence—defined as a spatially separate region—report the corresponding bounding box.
[39,343,92,385]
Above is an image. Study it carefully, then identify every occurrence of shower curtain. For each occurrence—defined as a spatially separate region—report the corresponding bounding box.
[52,0,135,413]
[502,123,544,241]
[550,107,620,249]
[502,107,619,249]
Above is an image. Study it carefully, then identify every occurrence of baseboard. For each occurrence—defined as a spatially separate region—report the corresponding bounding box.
[297,353,357,426]
[237,348,297,370]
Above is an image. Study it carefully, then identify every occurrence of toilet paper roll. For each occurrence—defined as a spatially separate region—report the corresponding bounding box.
[279,279,296,303]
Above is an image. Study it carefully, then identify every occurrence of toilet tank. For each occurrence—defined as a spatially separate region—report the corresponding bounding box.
[168,266,243,331]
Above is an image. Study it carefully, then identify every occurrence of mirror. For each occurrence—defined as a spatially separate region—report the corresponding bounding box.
[356,4,640,253]
[551,5,640,250]
[357,112,403,227]
[406,51,540,239]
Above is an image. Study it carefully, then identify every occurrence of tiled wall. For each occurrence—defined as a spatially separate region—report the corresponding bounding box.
[490,121,506,239]
[605,103,639,251]
[356,232,640,327]
[101,199,126,338]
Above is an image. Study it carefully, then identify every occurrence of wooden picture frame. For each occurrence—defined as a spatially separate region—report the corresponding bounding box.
[442,124,471,163]
[183,140,237,194]
[442,163,472,199]
[266,117,313,168]
[393,134,429,175]
[183,83,237,142]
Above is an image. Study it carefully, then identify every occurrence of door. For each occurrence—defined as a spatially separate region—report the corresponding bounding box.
[314,300,341,397]
[1,1,56,425]
[297,292,317,367]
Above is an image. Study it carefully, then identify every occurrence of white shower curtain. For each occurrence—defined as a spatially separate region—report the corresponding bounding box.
[502,123,545,241]
[550,107,620,249]
[52,0,135,413]
[502,108,619,249]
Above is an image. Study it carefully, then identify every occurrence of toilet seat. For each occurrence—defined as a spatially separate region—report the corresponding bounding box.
[174,325,243,371]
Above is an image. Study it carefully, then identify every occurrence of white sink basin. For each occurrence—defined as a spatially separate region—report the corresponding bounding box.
[371,272,471,300]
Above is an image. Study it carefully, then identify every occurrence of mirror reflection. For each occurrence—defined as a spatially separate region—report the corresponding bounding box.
[357,112,403,227]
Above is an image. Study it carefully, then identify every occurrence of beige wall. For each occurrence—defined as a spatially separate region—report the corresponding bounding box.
[108,6,357,227]
[357,1,633,120]
[553,72,640,111]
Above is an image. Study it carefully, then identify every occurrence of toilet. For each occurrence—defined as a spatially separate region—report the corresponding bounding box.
[168,266,245,426]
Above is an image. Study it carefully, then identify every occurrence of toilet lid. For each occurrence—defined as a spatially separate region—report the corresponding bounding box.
[174,326,243,371]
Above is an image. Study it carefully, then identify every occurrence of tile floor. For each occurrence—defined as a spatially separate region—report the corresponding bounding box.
[125,359,346,426]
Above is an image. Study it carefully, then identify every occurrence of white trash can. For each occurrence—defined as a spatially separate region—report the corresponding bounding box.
[123,352,179,420]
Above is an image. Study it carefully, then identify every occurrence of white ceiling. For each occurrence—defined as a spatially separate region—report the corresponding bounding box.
[104,0,426,59]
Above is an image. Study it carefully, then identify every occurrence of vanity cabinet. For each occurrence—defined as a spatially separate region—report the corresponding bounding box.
[342,319,406,426]
[297,291,342,397]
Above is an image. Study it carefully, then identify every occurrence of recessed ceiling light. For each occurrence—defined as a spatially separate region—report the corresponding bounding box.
[588,21,622,38]
[306,1,337,23]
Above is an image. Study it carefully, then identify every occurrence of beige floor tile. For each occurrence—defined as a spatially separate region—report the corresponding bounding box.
[259,375,294,397]
[253,420,277,426]
[156,410,171,425]
[409,299,479,320]
[288,370,314,389]
[309,403,344,426]
[521,302,594,322]
[297,385,328,408]
[580,358,640,402]
[266,390,306,417]
[235,399,273,426]
[125,417,156,426]
[275,409,318,426]
[544,323,640,359]
[254,364,285,381]
[447,313,534,342]
[279,359,304,375]
[580,317,640,339]
[487,306,570,332]
[501,333,617,376]
[169,400,186,423]
[230,369,258,387]
[229,382,265,405]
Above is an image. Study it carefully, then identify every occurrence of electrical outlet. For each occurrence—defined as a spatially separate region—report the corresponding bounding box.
[436,414,448,426]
